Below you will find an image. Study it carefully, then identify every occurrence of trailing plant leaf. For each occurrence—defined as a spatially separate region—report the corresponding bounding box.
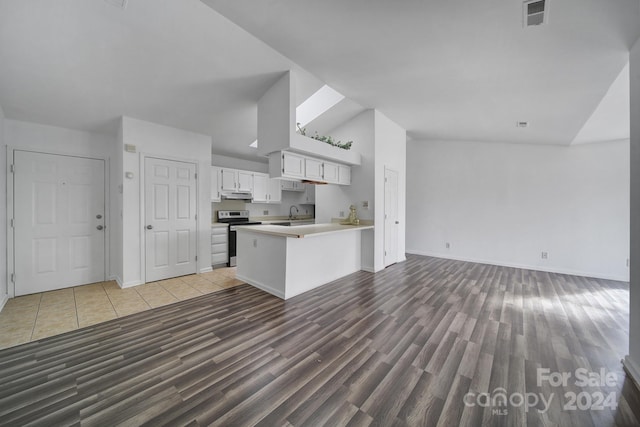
[297,122,353,150]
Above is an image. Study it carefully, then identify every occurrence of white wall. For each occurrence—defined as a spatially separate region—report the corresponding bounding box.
[407,139,630,281]
[0,105,6,309]
[120,117,212,286]
[212,154,268,174]
[316,110,376,269]
[315,109,407,272]
[627,38,640,384]
[3,119,118,289]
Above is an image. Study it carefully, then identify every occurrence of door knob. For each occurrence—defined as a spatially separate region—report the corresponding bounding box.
[395,221,399,224]
[96,214,102,219]
[96,225,104,230]
[146,225,153,230]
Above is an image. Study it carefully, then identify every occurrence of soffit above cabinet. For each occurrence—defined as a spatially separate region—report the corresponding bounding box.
[257,71,361,166]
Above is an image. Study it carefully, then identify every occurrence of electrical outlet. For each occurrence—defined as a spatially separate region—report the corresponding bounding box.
[339,211,345,217]
[627,258,630,267]
[263,210,269,215]
[541,251,548,259]
[362,201,369,209]
[445,242,450,249]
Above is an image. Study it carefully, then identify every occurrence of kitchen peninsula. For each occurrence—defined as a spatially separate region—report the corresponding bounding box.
[236,222,373,299]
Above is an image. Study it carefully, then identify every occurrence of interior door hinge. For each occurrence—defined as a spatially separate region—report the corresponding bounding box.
[10,218,14,228]
[195,255,198,261]
[195,173,197,179]
[10,164,15,173]
[10,273,15,283]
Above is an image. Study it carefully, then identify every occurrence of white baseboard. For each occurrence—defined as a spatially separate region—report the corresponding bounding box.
[0,293,8,313]
[405,249,629,282]
[623,356,640,389]
[199,267,213,274]
[236,274,285,299]
[122,279,143,289]
[361,266,376,273]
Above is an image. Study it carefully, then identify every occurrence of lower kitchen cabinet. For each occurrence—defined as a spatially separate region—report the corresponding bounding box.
[211,225,229,267]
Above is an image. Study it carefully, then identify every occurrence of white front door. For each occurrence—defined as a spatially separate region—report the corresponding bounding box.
[145,157,197,282]
[14,151,105,296]
[384,167,399,267]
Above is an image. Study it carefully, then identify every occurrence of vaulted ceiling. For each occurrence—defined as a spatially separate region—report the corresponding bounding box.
[0,0,638,161]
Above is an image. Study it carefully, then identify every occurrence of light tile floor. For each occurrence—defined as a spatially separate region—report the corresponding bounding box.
[0,267,242,350]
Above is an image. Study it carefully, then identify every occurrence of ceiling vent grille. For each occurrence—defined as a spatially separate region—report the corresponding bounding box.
[104,0,128,9]
[523,0,547,27]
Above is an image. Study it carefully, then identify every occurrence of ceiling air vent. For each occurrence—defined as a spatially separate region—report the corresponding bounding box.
[104,0,128,9]
[523,0,547,27]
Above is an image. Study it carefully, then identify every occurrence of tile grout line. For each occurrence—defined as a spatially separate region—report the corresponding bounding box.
[73,287,80,330]
[103,282,121,319]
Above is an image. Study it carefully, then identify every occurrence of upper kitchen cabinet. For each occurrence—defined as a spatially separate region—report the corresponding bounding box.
[282,152,305,179]
[281,180,305,191]
[257,71,361,166]
[338,164,351,185]
[211,166,221,202]
[252,172,282,203]
[270,151,351,186]
[220,168,253,192]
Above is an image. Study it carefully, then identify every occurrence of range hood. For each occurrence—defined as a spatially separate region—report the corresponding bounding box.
[221,191,253,201]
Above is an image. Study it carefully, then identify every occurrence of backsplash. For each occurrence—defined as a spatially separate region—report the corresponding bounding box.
[212,192,314,221]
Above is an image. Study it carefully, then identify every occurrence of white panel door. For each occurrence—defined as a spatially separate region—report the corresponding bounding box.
[14,151,105,295]
[384,168,399,267]
[145,157,197,282]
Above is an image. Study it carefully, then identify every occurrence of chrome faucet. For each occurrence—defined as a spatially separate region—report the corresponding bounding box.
[289,205,299,220]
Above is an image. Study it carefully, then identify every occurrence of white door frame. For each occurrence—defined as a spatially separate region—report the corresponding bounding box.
[139,153,199,284]
[6,147,110,298]
[384,166,399,267]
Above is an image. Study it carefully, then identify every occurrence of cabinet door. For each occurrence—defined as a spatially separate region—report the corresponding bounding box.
[338,165,351,185]
[323,161,339,184]
[252,173,268,202]
[282,152,305,178]
[303,184,315,203]
[237,170,253,192]
[269,178,282,203]
[305,158,324,181]
[293,182,305,191]
[220,169,237,191]
[211,167,221,201]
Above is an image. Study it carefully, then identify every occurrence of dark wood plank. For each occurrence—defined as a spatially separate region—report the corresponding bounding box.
[0,255,638,426]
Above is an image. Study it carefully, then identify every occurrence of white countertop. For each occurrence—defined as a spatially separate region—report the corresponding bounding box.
[235,222,373,238]
[211,223,229,228]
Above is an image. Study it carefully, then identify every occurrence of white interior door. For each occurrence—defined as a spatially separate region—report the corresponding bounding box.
[384,168,399,267]
[14,151,105,296]
[145,157,197,282]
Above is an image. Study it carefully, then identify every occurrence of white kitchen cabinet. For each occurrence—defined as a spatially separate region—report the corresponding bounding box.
[269,150,352,186]
[302,184,315,204]
[304,158,323,181]
[282,152,305,178]
[211,166,221,202]
[237,170,253,192]
[220,168,254,192]
[322,161,339,184]
[281,180,305,191]
[338,164,351,185]
[252,173,269,202]
[211,225,229,267]
[252,173,281,203]
[269,178,282,202]
[220,168,237,191]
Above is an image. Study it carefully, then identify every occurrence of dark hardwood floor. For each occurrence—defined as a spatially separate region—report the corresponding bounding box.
[0,255,638,426]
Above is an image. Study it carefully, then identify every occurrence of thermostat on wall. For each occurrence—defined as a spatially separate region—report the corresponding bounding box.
[124,144,136,153]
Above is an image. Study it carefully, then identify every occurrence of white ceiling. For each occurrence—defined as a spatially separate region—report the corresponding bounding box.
[203,0,639,145]
[0,0,638,163]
